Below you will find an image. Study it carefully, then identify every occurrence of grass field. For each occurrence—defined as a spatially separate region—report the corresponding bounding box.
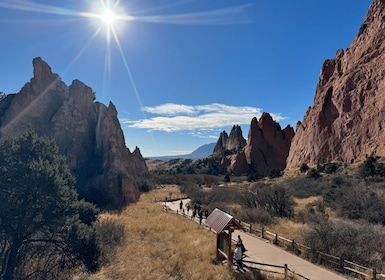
[88,186,234,280]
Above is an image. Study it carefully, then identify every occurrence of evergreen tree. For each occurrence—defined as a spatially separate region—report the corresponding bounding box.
[0,131,99,279]
[358,155,377,178]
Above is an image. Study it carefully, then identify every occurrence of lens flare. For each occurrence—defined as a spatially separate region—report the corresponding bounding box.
[0,0,252,141]
[101,9,116,26]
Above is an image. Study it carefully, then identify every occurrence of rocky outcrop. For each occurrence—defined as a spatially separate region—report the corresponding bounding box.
[213,125,246,155]
[217,113,294,176]
[286,0,385,168]
[0,57,147,208]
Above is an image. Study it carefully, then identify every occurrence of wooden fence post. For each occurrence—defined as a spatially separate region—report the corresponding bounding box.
[261,227,265,239]
[284,264,288,280]
[292,240,295,252]
[275,233,278,245]
[372,268,377,280]
[249,224,252,233]
[338,257,344,271]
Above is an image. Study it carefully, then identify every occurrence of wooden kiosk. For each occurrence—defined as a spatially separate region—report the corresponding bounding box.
[205,208,243,267]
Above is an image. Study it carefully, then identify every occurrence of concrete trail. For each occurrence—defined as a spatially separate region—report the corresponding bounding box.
[165,199,348,280]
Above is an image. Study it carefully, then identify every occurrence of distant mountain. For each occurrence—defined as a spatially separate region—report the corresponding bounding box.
[149,143,215,160]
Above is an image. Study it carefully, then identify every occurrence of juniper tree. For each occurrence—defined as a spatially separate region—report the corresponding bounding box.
[0,131,99,279]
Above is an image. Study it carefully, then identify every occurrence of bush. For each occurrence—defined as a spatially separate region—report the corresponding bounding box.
[300,219,385,270]
[234,269,266,280]
[323,162,339,174]
[300,163,309,173]
[358,156,377,178]
[95,218,126,265]
[235,208,273,225]
[286,177,325,198]
[242,184,294,218]
[306,168,321,179]
[336,186,385,224]
[267,168,282,179]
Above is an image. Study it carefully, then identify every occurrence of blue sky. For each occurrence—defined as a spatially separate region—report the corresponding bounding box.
[0,0,372,157]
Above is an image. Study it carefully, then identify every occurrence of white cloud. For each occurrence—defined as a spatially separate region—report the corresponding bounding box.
[141,103,196,116]
[121,103,286,134]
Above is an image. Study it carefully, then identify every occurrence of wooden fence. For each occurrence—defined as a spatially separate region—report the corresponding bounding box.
[237,220,385,280]
[158,198,385,279]
[241,260,310,280]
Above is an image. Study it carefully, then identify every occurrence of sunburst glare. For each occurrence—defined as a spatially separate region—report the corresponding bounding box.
[0,0,251,94]
[0,0,252,146]
[101,9,116,26]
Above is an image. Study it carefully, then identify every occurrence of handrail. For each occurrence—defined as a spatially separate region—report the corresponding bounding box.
[159,199,384,279]
[242,260,310,280]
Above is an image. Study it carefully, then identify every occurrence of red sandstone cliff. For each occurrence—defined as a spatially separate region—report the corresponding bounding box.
[287,0,385,168]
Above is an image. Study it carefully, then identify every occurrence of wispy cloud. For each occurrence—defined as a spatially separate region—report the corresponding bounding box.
[121,103,285,134]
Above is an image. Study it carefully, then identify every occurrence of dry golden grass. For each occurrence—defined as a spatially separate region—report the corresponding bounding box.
[88,187,233,280]
[265,219,307,241]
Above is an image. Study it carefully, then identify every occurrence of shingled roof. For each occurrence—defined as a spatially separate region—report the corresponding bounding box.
[205,208,242,233]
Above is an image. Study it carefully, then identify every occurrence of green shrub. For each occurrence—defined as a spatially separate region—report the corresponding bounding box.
[306,168,321,179]
[358,156,377,178]
[300,163,309,173]
[267,168,282,178]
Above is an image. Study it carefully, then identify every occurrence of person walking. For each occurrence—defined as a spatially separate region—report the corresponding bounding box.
[237,235,246,255]
[233,243,243,270]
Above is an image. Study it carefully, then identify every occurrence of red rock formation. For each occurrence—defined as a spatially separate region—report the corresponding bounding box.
[0,57,147,208]
[218,113,294,176]
[287,0,385,168]
[213,125,246,155]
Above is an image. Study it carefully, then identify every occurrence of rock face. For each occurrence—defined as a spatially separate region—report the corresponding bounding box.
[213,125,246,155]
[217,113,294,176]
[0,57,148,208]
[287,0,385,168]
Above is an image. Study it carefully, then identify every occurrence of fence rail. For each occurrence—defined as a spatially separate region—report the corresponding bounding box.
[237,218,385,280]
[241,260,310,280]
[158,198,385,279]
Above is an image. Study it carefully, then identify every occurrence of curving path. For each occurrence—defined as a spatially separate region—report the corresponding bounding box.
[165,199,348,280]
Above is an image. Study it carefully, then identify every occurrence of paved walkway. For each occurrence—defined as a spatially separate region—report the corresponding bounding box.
[165,199,348,280]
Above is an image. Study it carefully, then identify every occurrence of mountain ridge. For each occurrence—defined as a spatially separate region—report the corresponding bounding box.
[148,142,216,160]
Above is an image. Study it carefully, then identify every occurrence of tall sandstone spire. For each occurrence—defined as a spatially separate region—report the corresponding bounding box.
[215,113,293,176]
[0,57,148,209]
[213,125,246,155]
[286,0,385,168]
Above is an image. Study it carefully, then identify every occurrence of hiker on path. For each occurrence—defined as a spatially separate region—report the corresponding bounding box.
[233,243,243,270]
[198,211,203,224]
[237,235,246,255]
[179,200,183,210]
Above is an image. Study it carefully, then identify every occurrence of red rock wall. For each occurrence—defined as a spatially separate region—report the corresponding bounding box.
[287,0,385,168]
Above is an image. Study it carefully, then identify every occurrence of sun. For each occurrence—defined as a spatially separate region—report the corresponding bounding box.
[101,8,117,26]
